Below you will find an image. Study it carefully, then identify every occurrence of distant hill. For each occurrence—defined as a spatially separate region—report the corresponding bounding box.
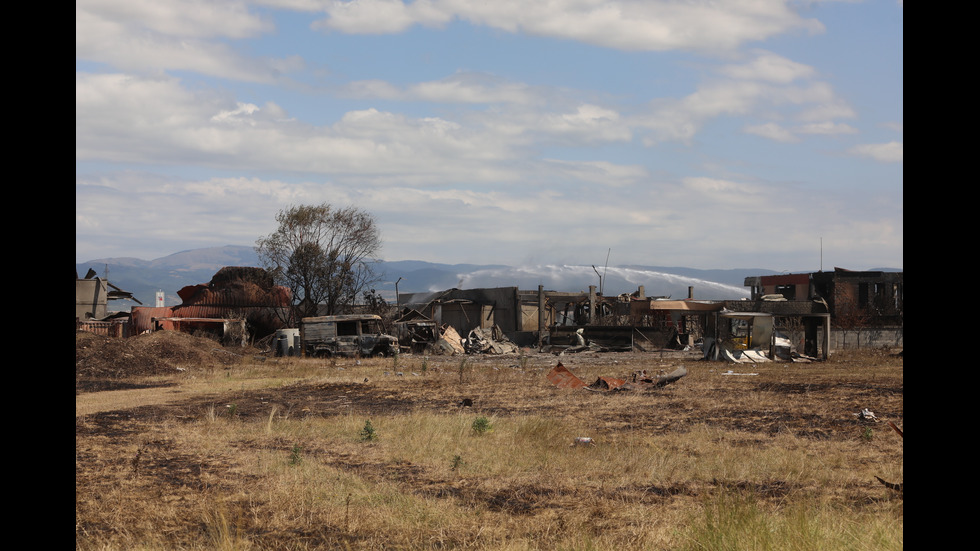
[77,245,800,312]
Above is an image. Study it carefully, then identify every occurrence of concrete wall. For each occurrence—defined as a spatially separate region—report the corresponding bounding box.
[828,327,903,350]
[777,325,901,354]
[76,278,108,320]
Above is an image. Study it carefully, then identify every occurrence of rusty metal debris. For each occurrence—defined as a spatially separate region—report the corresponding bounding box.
[876,421,903,493]
[546,362,687,392]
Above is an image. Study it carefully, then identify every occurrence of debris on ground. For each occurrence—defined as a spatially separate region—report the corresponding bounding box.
[720,369,758,376]
[545,362,687,392]
[854,408,879,422]
[876,421,903,493]
[432,325,466,355]
[466,325,519,355]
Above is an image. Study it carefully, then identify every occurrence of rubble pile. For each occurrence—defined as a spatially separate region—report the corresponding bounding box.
[75,330,243,380]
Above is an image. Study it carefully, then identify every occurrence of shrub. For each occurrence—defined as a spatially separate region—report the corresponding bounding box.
[471,416,492,435]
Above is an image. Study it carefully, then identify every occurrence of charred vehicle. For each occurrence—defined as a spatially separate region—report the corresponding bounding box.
[301,314,399,358]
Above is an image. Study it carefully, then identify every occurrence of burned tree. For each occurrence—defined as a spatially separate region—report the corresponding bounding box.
[256,203,382,321]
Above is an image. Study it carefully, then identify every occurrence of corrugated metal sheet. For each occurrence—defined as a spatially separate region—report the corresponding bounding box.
[176,282,290,307]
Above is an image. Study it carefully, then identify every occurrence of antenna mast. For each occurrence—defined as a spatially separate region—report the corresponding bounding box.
[602,248,610,295]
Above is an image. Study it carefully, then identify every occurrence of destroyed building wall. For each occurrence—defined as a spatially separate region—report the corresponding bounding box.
[748,273,810,300]
[76,278,108,320]
[399,287,522,337]
[746,268,902,325]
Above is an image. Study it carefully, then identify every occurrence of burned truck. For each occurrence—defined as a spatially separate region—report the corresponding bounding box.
[301,314,399,358]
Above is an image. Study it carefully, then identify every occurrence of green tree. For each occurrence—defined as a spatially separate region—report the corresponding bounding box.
[256,203,382,322]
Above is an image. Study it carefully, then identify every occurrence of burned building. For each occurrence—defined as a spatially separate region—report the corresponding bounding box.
[745,268,903,324]
[399,283,831,360]
[75,268,141,321]
[76,268,142,337]
[129,266,291,342]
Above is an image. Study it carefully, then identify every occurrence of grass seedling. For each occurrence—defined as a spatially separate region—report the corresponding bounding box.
[359,419,377,441]
[450,454,464,471]
[861,426,874,442]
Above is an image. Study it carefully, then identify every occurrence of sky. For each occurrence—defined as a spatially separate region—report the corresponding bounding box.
[76,0,903,273]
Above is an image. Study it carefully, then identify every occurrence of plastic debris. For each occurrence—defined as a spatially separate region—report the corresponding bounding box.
[854,408,879,422]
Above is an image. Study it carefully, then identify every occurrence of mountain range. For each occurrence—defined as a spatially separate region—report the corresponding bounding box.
[76,245,827,311]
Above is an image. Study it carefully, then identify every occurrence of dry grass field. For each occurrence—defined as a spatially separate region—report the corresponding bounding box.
[76,331,903,550]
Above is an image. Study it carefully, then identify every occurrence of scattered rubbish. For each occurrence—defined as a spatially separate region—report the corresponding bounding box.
[854,408,879,422]
[546,362,687,392]
[720,349,771,363]
[572,437,595,446]
[546,362,588,389]
[466,325,519,355]
[720,369,758,376]
[586,375,628,392]
[433,325,467,355]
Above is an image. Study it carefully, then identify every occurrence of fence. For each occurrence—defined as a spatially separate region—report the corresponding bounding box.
[76,319,130,338]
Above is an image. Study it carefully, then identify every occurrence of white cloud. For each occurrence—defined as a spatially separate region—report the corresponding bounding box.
[744,122,800,142]
[211,103,262,125]
[79,0,273,38]
[313,0,451,33]
[314,0,824,53]
[681,176,771,208]
[719,50,817,83]
[848,141,903,163]
[743,120,856,143]
[795,121,858,135]
[75,72,638,182]
[544,159,649,187]
[343,73,540,105]
[76,0,301,82]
